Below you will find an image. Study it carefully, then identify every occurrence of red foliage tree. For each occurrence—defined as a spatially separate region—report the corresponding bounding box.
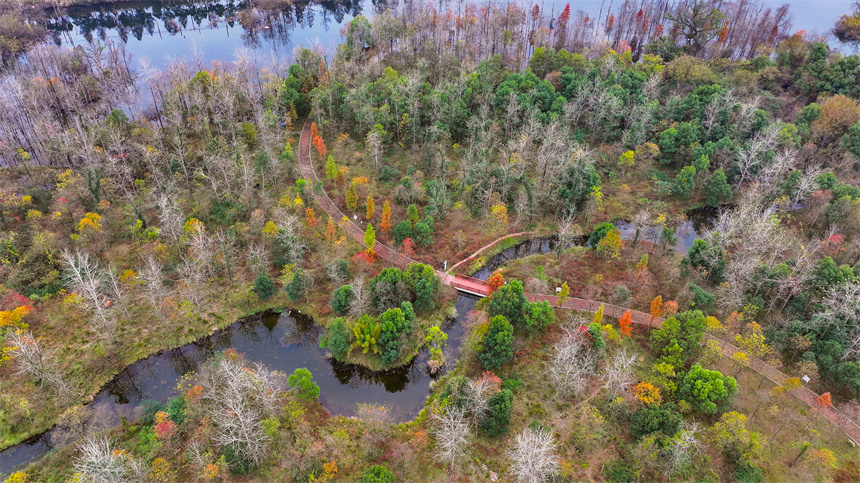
[401,237,416,258]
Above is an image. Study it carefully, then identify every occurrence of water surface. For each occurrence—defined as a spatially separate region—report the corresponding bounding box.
[0,296,477,474]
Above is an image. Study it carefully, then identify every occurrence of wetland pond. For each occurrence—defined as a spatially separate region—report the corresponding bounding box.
[0,294,477,474]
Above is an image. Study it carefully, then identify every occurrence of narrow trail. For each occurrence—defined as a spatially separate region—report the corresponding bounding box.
[298,120,860,446]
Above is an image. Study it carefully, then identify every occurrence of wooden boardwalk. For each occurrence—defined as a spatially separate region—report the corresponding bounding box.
[298,119,860,446]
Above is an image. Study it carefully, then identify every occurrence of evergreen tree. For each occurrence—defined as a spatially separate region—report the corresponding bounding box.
[331,285,355,315]
[253,273,276,300]
[673,165,697,197]
[705,168,732,206]
[487,280,528,329]
[288,368,320,401]
[323,318,351,360]
[481,389,514,436]
[406,204,419,228]
[479,315,514,370]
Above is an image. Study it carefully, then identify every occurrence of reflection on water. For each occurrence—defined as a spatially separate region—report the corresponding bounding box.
[0,295,477,474]
[470,206,723,281]
[44,0,375,69]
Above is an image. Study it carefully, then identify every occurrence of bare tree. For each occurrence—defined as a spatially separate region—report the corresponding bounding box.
[812,280,860,361]
[138,256,168,314]
[178,260,205,311]
[547,324,598,398]
[245,243,271,273]
[61,250,114,341]
[349,277,370,317]
[663,422,704,477]
[602,349,638,397]
[734,124,781,187]
[8,330,69,397]
[366,127,383,171]
[555,211,580,257]
[506,427,559,483]
[465,375,499,423]
[200,358,283,466]
[105,265,131,322]
[433,404,470,470]
[155,191,185,254]
[74,435,146,483]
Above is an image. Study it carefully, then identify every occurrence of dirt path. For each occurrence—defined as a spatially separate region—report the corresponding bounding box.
[298,120,860,446]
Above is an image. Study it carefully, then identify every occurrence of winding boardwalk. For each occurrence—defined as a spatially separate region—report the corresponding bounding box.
[298,120,860,445]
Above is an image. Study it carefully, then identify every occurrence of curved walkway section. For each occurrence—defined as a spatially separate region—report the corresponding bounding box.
[446,231,535,274]
[298,119,860,446]
[299,120,420,270]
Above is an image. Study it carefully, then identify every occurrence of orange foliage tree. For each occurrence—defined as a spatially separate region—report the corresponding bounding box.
[649,295,663,326]
[380,200,392,233]
[619,310,633,337]
[313,134,327,159]
[486,271,505,294]
[662,300,679,317]
[816,393,832,408]
[305,207,318,227]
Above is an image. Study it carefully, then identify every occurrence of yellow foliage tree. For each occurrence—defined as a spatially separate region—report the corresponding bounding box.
[650,295,663,326]
[262,221,280,239]
[634,382,662,405]
[596,229,622,259]
[593,303,604,325]
[490,201,508,225]
[345,181,358,211]
[365,195,375,220]
[75,212,102,232]
[557,282,570,306]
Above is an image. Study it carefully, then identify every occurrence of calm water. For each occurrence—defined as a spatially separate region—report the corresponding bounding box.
[468,206,721,280]
[0,295,477,474]
[42,0,856,70]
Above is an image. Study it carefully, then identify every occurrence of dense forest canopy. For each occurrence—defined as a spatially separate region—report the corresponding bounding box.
[2,0,860,481]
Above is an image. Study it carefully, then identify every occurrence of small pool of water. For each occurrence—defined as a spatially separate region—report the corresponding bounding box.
[470,206,723,281]
[0,294,477,474]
